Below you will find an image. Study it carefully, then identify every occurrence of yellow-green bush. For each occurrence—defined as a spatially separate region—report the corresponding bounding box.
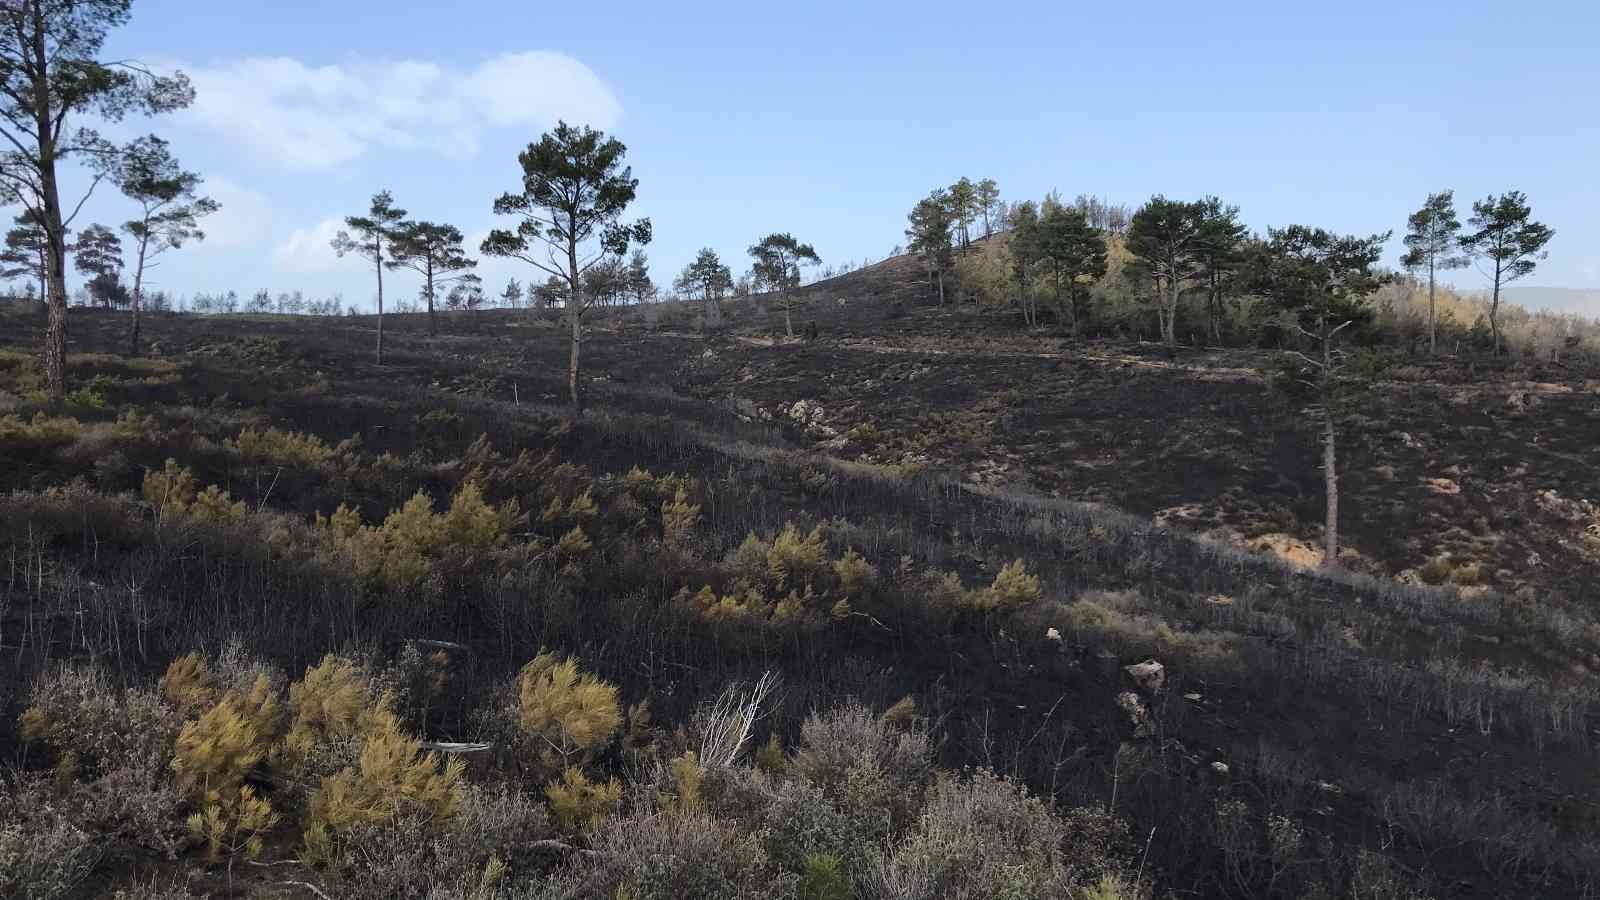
[303,722,464,863]
[663,751,704,813]
[316,485,523,590]
[139,462,245,525]
[544,767,622,834]
[170,675,281,799]
[977,559,1042,610]
[514,652,621,773]
[188,785,280,863]
[142,459,197,517]
[555,525,592,559]
[661,486,701,548]
[187,484,246,524]
[440,482,522,549]
[0,411,82,447]
[767,523,827,588]
[279,655,398,773]
[228,426,334,468]
[833,549,876,596]
[159,653,219,719]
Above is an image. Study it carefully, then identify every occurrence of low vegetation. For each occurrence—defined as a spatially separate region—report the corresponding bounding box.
[1,301,1597,898]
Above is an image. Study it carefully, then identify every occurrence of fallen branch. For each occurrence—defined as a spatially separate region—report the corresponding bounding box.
[408,638,470,652]
[421,741,494,753]
[528,839,607,862]
[278,880,335,900]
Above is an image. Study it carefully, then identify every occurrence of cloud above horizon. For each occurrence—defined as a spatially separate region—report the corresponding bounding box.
[176,52,621,169]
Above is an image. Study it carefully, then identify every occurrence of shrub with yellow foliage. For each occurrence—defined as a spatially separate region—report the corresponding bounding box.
[187,484,246,524]
[514,652,621,774]
[976,559,1042,610]
[188,785,280,863]
[833,548,876,596]
[228,426,334,469]
[767,523,827,588]
[159,653,219,719]
[0,411,82,447]
[543,767,622,834]
[142,459,198,520]
[278,655,398,775]
[661,486,701,549]
[302,721,465,864]
[170,675,281,800]
[315,485,523,590]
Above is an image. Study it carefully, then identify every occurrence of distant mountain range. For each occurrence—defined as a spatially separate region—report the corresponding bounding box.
[1459,286,1600,319]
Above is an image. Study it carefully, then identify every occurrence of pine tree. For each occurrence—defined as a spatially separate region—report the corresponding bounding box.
[905,191,954,306]
[1398,191,1468,357]
[0,0,193,400]
[749,233,820,338]
[117,136,218,354]
[482,122,650,415]
[332,190,407,363]
[0,211,53,306]
[388,220,477,335]
[1126,196,1205,347]
[1458,191,1553,356]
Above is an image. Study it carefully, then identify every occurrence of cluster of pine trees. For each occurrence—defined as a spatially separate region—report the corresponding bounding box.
[909,180,1558,359]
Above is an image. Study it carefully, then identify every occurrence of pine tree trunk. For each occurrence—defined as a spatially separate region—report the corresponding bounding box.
[1427,260,1437,357]
[1322,410,1338,567]
[567,299,582,415]
[375,247,385,365]
[130,237,148,357]
[784,295,793,339]
[936,270,944,307]
[1489,262,1502,357]
[566,222,584,417]
[34,20,67,402]
[426,257,436,336]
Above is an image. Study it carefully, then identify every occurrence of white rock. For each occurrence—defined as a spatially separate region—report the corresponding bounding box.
[1123,659,1166,692]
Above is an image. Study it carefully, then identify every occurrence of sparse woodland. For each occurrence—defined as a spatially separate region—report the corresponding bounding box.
[2,3,1600,900]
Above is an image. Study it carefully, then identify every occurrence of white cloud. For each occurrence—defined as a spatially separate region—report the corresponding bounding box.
[176,52,620,169]
[271,217,352,273]
[196,176,272,250]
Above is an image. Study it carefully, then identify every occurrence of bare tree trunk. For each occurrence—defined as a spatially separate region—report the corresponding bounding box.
[1426,259,1437,357]
[783,295,793,339]
[1489,260,1502,357]
[936,270,944,307]
[567,300,582,414]
[375,249,385,365]
[1322,410,1338,567]
[425,256,436,336]
[566,221,584,416]
[130,238,149,356]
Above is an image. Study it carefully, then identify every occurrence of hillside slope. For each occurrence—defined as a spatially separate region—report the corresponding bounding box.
[1,293,1598,897]
[599,252,1600,610]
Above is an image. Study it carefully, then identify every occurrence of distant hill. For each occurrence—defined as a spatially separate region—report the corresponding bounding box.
[1461,285,1600,318]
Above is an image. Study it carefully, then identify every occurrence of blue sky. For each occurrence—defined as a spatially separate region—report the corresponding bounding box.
[52,0,1600,310]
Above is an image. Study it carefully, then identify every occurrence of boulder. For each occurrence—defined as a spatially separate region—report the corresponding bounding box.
[1123,659,1166,692]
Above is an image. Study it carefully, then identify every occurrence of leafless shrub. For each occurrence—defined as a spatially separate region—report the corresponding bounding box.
[695,671,779,768]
